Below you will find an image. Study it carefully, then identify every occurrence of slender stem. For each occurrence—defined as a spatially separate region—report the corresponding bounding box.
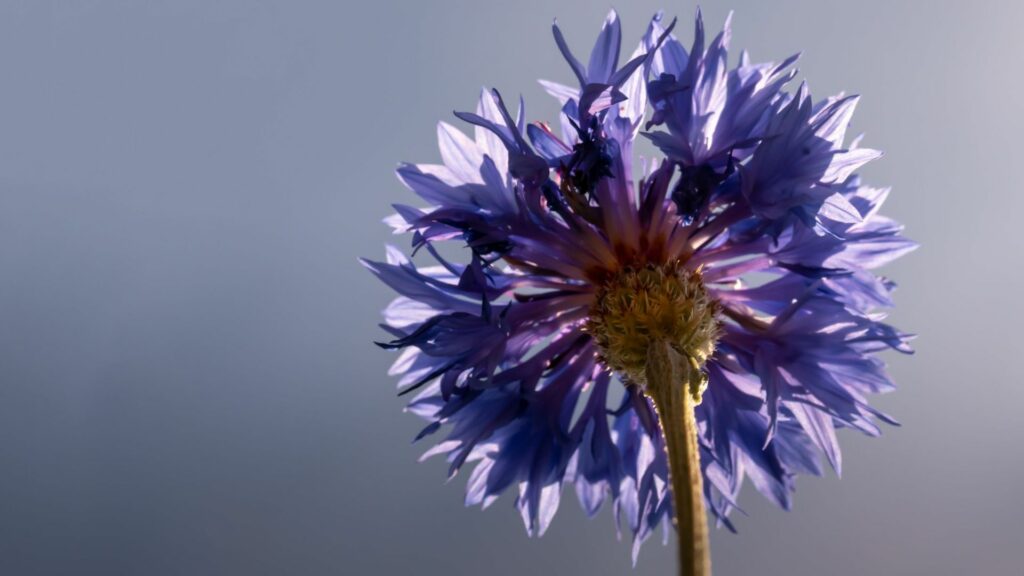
[644,341,711,576]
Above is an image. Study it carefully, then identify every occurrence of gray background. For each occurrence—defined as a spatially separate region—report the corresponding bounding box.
[0,1,1019,574]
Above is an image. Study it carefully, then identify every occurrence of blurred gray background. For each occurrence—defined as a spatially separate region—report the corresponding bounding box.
[0,1,1019,574]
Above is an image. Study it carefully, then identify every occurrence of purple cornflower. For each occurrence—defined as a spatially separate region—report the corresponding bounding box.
[364,8,914,571]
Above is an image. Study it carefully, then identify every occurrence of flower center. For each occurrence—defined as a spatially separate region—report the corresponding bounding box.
[587,262,720,392]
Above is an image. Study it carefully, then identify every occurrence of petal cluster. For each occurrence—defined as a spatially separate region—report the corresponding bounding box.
[365,9,914,561]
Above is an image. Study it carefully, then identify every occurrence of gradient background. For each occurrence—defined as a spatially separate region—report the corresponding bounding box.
[0,1,1020,574]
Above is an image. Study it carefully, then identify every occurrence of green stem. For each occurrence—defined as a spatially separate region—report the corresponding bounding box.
[644,341,711,576]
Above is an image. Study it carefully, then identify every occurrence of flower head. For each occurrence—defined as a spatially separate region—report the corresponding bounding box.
[365,8,914,562]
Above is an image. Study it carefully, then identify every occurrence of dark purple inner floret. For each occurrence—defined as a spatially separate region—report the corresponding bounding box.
[671,160,735,223]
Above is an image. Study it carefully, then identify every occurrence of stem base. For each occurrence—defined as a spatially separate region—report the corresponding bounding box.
[644,341,711,576]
